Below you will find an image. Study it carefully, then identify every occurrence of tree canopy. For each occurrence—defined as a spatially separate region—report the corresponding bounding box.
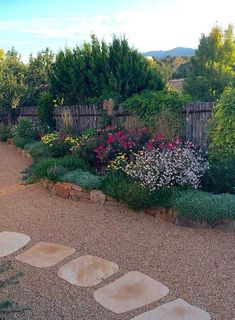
[184,25,235,102]
[50,35,164,104]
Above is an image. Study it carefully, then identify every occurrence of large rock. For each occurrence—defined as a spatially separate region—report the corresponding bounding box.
[90,190,107,205]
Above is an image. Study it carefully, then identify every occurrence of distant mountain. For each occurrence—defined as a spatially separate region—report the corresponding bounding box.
[144,47,195,58]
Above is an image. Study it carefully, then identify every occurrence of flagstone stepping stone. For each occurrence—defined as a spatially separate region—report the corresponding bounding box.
[58,255,119,287]
[94,271,169,314]
[15,242,75,268]
[130,298,211,319]
[0,231,31,257]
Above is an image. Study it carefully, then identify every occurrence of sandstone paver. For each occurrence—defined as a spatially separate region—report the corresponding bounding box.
[58,255,119,287]
[15,241,75,268]
[130,298,211,320]
[0,231,31,257]
[94,271,169,313]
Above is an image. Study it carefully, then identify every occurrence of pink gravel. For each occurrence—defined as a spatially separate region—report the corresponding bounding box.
[0,143,234,320]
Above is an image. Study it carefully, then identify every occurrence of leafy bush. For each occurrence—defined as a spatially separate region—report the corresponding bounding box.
[13,118,37,140]
[78,126,151,168]
[29,157,57,180]
[0,123,11,141]
[173,189,235,222]
[62,170,103,190]
[24,153,88,183]
[41,131,71,157]
[46,165,67,182]
[37,92,55,129]
[24,141,51,160]
[12,135,34,148]
[58,154,88,171]
[209,87,235,160]
[124,90,190,138]
[50,35,164,105]
[121,137,208,190]
[201,158,235,194]
[101,171,176,210]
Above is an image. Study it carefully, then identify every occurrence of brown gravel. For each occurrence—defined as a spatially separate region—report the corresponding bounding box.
[0,143,234,320]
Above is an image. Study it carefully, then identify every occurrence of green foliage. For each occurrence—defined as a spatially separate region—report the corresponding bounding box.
[62,169,103,190]
[46,164,67,182]
[23,153,87,183]
[0,48,4,60]
[24,48,54,106]
[0,123,11,141]
[202,158,235,194]
[12,135,34,148]
[37,92,55,128]
[184,25,235,101]
[209,87,235,159]
[0,48,27,122]
[101,172,176,210]
[49,141,71,158]
[153,56,191,81]
[24,141,51,160]
[13,118,37,139]
[124,90,190,138]
[50,35,164,104]
[173,189,235,222]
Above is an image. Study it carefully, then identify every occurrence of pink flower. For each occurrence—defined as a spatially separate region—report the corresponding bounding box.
[107,135,114,143]
[156,132,164,142]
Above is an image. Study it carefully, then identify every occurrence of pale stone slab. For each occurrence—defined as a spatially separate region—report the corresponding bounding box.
[130,298,211,320]
[94,271,169,314]
[0,231,31,257]
[15,242,75,268]
[58,255,119,287]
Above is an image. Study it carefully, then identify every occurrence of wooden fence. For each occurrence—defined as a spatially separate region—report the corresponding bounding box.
[11,102,215,147]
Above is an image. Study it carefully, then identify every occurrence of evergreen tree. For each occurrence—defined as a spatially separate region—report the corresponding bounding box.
[50,35,164,104]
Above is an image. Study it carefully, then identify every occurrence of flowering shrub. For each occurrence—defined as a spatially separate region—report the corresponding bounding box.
[66,129,96,152]
[122,138,209,190]
[42,132,59,146]
[93,126,150,166]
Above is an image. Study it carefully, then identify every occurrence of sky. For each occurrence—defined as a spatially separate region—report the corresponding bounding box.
[0,0,235,62]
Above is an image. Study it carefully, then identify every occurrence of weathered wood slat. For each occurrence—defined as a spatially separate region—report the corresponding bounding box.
[11,102,216,147]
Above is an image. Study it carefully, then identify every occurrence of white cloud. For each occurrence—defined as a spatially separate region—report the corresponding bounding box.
[0,0,234,54]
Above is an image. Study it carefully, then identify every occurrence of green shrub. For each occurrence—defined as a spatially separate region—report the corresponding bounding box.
[209,87,235,160]
[201,158,235,195]
[46,165,67,182]
[62,170,103,190]
[0,123,11,141]
[124,90,190,138]
[58,154,88,171]
[23,153,88,183]
[12,135,34,148]
[30,157,57,180]
[48,141,71,158]
[13,118,37,140]
[172,189,235,222]
[37,92,55,129]
[24,141,51,160]
[0,133,10,142]
[101,171,176,210]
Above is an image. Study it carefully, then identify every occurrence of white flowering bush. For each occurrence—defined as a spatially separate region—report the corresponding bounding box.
[122,141,209,190]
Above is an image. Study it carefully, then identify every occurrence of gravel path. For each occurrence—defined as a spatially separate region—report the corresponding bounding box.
[0,143,234,320]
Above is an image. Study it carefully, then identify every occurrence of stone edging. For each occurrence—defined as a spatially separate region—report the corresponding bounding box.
[41,180,122,207]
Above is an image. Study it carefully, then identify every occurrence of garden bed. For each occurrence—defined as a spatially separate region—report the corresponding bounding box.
[3,117,235,231]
